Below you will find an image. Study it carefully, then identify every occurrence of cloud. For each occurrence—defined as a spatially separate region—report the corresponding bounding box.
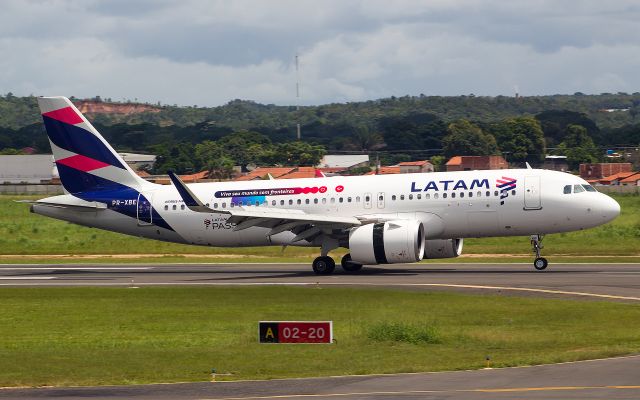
[1,0,639,106]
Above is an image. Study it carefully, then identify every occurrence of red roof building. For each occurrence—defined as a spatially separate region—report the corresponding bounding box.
[397,160,434,173]
[620,172,640,186]
[445,156,508,171]
[598,171,638,185]
[580,163,632,179]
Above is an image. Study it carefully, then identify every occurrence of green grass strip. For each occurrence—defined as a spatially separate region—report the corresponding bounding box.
[0,286,639,387]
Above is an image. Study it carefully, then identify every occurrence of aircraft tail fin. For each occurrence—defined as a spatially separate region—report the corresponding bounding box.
[37,96,149,194]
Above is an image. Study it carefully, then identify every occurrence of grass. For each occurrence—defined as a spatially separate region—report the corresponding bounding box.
[0,194,638,260]
[0,286,639,387]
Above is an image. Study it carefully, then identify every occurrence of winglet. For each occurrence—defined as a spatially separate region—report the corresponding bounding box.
[315,169,326,178]
[167,170,215,213]
[525,162,532,169]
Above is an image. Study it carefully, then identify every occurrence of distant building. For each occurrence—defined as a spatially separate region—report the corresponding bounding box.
[445,156,508,171]
[620,172,640,186]
[118,152,156,171]
[397,160,434,174]
[543,155,569,172]
[317,155,369,170]
[579,163,632,180]
[365,166,401,175]
[598,171,637,186]
[0,155,57,183]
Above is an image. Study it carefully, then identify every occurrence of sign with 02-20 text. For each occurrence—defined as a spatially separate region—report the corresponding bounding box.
[259,321,333,344]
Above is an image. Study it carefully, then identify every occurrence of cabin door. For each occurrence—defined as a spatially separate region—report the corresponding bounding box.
[137,193,153,225]
[523,176,542,210]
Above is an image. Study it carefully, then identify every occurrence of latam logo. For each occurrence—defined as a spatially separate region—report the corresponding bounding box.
[497,176,517,205]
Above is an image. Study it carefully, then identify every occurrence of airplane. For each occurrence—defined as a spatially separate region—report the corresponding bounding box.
[27,96,621,274]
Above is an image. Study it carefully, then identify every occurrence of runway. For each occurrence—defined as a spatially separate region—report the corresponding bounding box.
[2,355,640,399]
[1,262,640,302]
[1,262,639,399]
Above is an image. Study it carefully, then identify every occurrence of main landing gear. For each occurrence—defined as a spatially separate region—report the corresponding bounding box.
[311,253,363,275]
[530,234,548,271]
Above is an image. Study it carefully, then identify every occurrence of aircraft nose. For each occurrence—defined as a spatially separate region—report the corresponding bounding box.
[599,194,620,223]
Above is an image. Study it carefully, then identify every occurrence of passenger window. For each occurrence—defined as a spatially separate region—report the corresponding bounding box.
[512,190,516,195]
[451,193,456,198]
[573,184,585,193]
[468,192,472,198]
[408,194,413,200]
[356,196,361,202]
[417,194,421,200]
[172,205,176,210]
[331,198,335,204]
[486,191,490,197]
[460,192,464,198]
[180,204,185,210]
[365,196,370,202]
[583,184,597,192]
[563,185,572,194]
[214,203,219,208]
[280,200,285,205]
[305,199,310,204]
[222,203,226,208]
[339,197,343,203]
[322,198,327,204]
[443,193,448,199]
[434,193,439,199]
[426,193,430,199]
[378,195,383,201]
[271,200,276,206]
[392,195,397,201]
[297,199,302,205]
[477,191,481,197]
[164,205,168,210]
[494,191,499,196]
[400,195,405,200]
[314,198,318,204]
[347,197,352,203]
[289,200,293,205]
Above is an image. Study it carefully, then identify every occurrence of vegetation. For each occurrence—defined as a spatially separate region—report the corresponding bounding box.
[0,194,638,259]
[1,286,639,386]
[1,93,639,173]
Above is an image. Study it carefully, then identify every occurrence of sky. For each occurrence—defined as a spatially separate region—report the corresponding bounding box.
[2,0,640,106]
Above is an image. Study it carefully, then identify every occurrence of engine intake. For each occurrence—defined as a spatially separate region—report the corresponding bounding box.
[423,238,463,259]
[349,220,425,265]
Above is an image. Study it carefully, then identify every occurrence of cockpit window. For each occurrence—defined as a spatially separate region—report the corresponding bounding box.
[563,185,572,194]
[573,184,585,193]
[582,184,597,192]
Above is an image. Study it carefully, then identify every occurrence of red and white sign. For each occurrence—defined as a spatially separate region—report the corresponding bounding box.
[259,321,333,344]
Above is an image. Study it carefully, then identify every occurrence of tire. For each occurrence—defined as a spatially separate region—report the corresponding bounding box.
[341,253,363,273]
[312,256,336,275]
[534,257,548,270]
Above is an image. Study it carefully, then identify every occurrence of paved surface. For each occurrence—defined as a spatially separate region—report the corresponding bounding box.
[1,355,639,399]
[1,262,639,399]
[1,262,640,302]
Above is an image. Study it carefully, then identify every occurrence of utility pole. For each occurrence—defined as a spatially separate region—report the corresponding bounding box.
[296,53,301,140]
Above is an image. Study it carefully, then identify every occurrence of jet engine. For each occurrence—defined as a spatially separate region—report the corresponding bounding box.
[423,238,463,259]
[348,220,425,265]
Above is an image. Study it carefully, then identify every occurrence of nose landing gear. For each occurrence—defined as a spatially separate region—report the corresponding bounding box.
[530,234,548,270]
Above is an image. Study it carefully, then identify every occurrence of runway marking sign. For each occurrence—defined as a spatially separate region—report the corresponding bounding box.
[259,321,333,344]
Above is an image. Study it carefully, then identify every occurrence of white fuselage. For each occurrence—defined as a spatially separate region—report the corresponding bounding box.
[33,168,620,248]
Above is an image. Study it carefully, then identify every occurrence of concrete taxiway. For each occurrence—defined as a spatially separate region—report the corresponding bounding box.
[0,262,639,301]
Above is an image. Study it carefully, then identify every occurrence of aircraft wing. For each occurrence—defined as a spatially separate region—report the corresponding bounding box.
[167,171,361,238]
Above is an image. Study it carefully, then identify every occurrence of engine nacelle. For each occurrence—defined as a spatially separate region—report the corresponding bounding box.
[349,220,425,265]
[423,239,463,259]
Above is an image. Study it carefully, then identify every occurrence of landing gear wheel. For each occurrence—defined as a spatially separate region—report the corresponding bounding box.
[534,257,548,271]
[341,253,363,273]
[312,256,336,275]
[530,234,549,271]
